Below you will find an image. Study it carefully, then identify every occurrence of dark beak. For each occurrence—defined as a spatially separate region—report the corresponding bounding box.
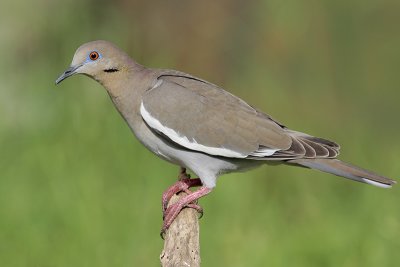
[55,65,82,85]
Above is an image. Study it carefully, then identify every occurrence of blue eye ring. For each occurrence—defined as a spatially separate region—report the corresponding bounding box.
[89,51,100,61]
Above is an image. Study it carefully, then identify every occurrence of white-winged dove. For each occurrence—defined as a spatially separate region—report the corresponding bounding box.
[56,40,396,233]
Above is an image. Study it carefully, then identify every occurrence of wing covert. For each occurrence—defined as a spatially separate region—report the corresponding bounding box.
[140,72,292,158]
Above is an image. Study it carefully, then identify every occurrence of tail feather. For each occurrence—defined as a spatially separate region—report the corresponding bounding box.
[288,158,396,188]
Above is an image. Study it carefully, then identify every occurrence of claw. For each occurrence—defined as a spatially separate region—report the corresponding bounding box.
[186,203,204,219]
[161,187,212,236]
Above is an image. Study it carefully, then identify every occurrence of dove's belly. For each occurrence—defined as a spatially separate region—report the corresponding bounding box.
[131,118,261,187]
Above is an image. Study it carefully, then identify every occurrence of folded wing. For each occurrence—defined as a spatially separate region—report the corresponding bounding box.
[141,71,339,160]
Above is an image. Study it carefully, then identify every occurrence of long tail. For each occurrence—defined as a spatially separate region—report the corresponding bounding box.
[288,158,396,188]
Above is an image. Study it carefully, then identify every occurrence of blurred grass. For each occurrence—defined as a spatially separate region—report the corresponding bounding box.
[1,0,400,266]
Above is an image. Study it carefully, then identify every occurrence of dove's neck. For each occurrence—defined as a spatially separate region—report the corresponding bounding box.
[102,66,159,134]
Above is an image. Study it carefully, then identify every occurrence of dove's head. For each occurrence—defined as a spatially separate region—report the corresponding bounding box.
[56,40,138,85]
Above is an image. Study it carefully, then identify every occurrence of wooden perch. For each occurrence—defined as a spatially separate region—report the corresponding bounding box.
[160,192,201,267]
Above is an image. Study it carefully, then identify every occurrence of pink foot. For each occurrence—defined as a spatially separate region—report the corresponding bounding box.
[161,187,212,237]
[161,168,202,215]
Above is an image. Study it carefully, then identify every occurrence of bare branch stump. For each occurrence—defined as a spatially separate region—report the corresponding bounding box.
[160,192,201,267]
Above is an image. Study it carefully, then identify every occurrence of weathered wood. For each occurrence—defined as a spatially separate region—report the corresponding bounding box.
[160,192,201,267]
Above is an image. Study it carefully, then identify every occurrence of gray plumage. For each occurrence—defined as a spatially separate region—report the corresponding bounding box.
[56,40,396,189]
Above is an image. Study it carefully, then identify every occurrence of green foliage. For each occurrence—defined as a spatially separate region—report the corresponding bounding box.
[1,0,399,266]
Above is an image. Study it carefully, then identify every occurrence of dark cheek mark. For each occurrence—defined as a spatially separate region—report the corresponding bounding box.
[104,68,119,73]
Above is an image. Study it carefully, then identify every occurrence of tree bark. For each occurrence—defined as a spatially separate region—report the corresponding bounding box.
[160,192,201,267]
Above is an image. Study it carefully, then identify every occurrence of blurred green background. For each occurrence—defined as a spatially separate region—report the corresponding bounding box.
[1,0,399,266]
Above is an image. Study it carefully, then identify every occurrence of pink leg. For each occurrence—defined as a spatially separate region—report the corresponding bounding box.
[161,168,202,214]
[178,167,190,180]
[161,187,212,236]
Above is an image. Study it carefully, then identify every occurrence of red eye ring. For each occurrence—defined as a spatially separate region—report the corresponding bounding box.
[89,51,99,61]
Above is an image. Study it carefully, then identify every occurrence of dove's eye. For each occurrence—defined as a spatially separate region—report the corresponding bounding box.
[89,51,99,61]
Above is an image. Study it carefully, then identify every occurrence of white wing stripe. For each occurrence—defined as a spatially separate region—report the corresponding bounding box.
[250,148,279,157]
[140,102,247,158]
